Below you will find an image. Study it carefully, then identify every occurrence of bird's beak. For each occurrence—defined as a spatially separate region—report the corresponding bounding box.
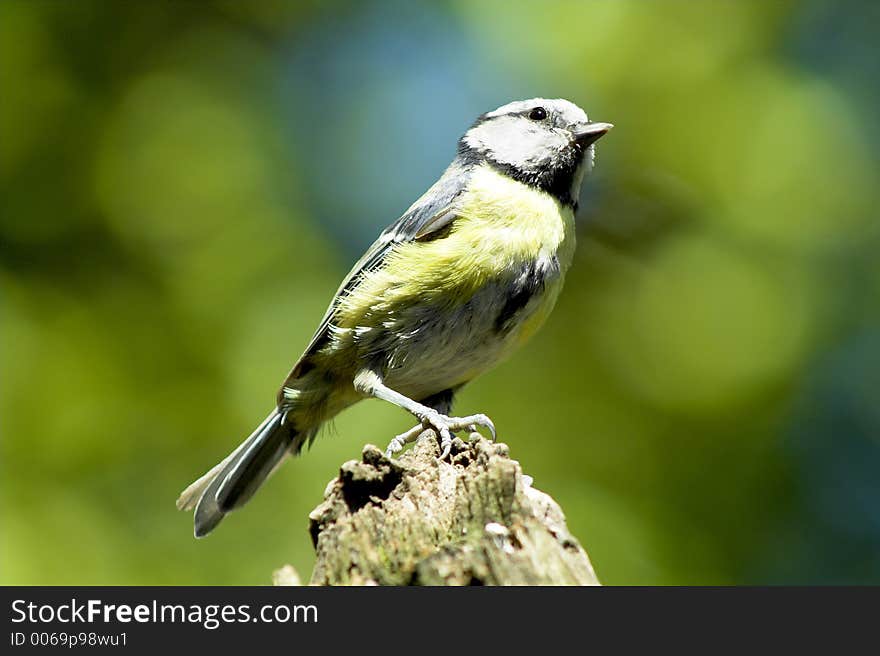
[572,122,614,148]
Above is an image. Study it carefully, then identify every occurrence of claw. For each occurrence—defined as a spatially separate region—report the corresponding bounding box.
[416,410,497,460]
[439,431,453,460]
[385,410,497,460]
[384,423,424,458]
[458,413,495,440]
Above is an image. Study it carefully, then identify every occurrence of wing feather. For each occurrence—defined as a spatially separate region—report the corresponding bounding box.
[281,160,471,385]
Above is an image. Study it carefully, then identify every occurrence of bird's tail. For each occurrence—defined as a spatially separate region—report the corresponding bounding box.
[177,409,306,538]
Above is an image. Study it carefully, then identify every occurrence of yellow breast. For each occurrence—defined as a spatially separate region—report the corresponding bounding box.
[339,164,575,317]
[454,163,577,269]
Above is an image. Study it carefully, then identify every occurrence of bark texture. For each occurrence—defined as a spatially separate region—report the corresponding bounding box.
[307,432,599,585]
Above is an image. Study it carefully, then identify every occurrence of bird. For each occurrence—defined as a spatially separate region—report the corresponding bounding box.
[177,98,612,537]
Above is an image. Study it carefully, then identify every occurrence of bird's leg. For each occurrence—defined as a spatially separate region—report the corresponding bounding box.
[383,389,451,457]
[354,370,496,459]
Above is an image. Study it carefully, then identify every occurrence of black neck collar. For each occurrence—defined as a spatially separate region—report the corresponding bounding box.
[456,140,582,210]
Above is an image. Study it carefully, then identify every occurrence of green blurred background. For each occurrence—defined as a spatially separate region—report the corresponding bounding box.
[2,0,879,585]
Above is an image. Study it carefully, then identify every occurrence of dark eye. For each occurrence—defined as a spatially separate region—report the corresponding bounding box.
[528,106,547,121]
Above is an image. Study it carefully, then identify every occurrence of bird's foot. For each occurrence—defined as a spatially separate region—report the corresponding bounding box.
[384,423,425,458]
[384,411,496,460]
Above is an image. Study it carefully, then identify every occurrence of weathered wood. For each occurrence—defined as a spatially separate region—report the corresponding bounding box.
[304,432,599,586]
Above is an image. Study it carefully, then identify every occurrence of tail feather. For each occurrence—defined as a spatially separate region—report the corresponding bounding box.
[176,444,247,513]
[215,412,291,513]
[180,409,296,538]
[192,463,229,537]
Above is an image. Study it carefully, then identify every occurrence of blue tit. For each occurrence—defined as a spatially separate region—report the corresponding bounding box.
[178,98,612,537]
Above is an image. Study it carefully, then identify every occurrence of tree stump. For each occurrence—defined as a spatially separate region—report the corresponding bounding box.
[304,432,599,585]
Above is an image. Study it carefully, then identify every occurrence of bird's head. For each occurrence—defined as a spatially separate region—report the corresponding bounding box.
[459,98,612,207]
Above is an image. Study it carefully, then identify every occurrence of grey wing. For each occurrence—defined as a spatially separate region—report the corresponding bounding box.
[281,160,472,385]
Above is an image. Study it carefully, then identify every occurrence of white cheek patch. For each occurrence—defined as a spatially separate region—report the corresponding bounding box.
[464,116,567,169]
